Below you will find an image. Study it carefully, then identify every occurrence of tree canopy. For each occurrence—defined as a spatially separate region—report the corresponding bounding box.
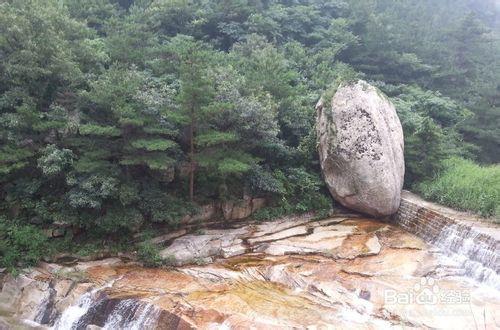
[0,0,499,268]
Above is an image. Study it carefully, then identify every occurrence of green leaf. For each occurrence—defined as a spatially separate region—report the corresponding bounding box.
[143,126,179,136]
[119,117,145,126]
[79,124,121,137]
[130,139,177,151]
[195,131,238,147]
[120,154,175,170]
[217,158,252,174]
[74,158,113,173]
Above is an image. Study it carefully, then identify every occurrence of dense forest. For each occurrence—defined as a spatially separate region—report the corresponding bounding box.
[1,0,499,270]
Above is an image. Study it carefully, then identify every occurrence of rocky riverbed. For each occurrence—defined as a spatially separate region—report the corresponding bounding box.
[1,215,499,329]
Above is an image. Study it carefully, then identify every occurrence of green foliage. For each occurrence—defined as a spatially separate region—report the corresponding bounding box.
[406,118,448,185]
[417,158,500,219]
[247,166,285,194]
[252,167,332,221]
[0,146,33,175]
[346,0,499,162]
[135,229,177,268]
[195,132,238,147]
[139,189,198,225]
[67,174,118,209]
[119,154,175,170]
[130,139,177,151]
[37,145,74,176]
[0,217,49,271]
[388,84,473,186]
[98,206,144,233]
[251,206,287,222]
[217,158,252,175]
[79,124,121,137]
[137,241,166,268]
[0,0,498,270]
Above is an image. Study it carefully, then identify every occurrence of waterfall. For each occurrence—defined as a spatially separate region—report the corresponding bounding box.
[53,295,161,330]
[51,275,161,330]
[52,276,149,330]
[433,224,500,290]
[102,299,161,330]
[53,290,99,329]
[52,295,161,329]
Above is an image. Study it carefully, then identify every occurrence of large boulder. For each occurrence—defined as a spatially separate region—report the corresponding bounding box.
[316,80,404,217]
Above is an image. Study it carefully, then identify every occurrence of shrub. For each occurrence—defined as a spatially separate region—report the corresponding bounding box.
[98,206,144,233]
[136,241,165,267]
[251,167,333,221]
[252,205,289,221]
[0,218,50,271]
[417,157,500,219]
[139,189,198,226]
[37,144,74,176]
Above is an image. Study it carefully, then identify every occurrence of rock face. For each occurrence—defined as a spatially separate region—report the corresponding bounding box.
[316,80,404,217]
[179,197,266,226]
[2,215,499,329]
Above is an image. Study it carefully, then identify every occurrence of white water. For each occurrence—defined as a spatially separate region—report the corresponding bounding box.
[432,224,500,290]
[50,274,161,330]
[102,299,161,330]
[127,302,161,330]
[53,291,95,329]
[52,276,123,330]
[52,296,161,330]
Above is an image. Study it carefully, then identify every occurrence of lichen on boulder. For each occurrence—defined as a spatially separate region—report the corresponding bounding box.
[316,80,404,217]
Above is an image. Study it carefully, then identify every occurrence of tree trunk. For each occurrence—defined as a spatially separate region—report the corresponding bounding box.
[189,104,195,201]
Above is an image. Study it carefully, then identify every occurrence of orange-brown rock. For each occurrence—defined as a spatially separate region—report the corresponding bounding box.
[1,216,499,329]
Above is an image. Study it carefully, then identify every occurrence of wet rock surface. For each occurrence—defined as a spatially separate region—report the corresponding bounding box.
[1,216,499,329]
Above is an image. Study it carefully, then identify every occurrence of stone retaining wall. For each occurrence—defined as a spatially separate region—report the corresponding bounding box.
[392,195,450,242]
[391,191,500,273]
[180,197,267,226]
[44,197,267,239]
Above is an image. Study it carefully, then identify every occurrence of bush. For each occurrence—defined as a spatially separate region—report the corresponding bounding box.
[137,239,176,267]
[390,85,472,187]
[417,157,500,219]
[139,189,198,226]
[251,167,333,221]
[136,241,166,267]
[252,193,332,222]
[252,205,290,221]
[0,218,50,271]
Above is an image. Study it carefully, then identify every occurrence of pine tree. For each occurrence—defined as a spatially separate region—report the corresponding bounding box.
[165,36,250,199]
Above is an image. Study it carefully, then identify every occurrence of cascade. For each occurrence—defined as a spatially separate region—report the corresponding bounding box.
[102,299,161,330]
[53,293,162,330]
[433,224,500,290]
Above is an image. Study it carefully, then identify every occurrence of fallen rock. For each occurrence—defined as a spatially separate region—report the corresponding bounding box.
[159,228,249,265]
[316,80,404,217]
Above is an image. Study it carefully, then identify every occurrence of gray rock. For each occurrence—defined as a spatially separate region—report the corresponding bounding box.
[316,80,404,216]
[159,227,249,265]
